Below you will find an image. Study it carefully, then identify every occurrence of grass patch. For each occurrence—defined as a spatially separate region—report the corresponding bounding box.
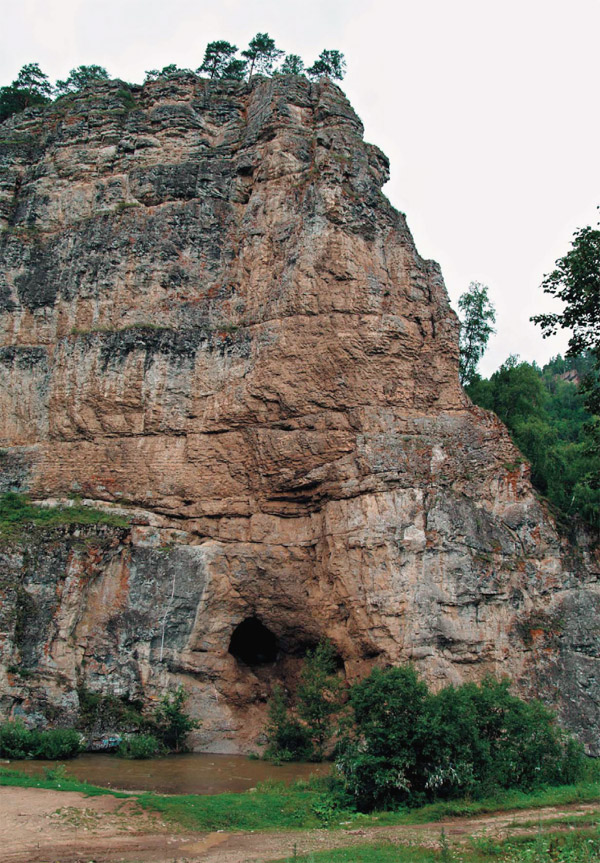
[0,492,130,539]
[136,779,600,834]
[137,779,600,834]
[273,828,600,862]
[508,811,600,831]
[0,766,126,797]
[469,827,600,863]
[362,781,600,827]
[114,201,141,213]
[137,788,329,831]
[273,844,443,862]
[271,828,600,862]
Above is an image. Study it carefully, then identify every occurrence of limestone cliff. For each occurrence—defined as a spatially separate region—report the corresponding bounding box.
[0,75,598,752]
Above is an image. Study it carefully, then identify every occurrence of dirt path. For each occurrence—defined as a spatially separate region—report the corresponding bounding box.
[2,786,599,863]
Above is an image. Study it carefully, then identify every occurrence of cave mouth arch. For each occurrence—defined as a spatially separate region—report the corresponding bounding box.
[229,617,278,666]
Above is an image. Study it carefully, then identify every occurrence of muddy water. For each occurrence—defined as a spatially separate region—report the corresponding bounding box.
[8,753,331,794]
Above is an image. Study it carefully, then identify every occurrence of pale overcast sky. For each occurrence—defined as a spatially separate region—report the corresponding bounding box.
[2,0,599,375]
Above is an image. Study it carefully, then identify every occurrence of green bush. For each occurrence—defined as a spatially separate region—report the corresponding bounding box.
[336,666,428,810]
[336,669,584,811]
[152,685,199,753]
[0,722,81,759]
[35,728,81,759]
[297,640,343,760]
[117,733,162,759]
[264,684,312,763]
[76,684,199,753]
[0,721,31,758]
[264,640,344,763]
[76,685,146,733]
[420,678,583,796]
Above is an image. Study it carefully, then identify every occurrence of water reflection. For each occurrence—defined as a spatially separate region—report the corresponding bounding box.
[9,753,331,794]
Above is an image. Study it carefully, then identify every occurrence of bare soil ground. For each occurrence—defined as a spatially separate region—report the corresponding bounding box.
[2,786,599,863]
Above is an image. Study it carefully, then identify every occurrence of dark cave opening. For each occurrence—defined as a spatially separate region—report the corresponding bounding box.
[228,617,278,665]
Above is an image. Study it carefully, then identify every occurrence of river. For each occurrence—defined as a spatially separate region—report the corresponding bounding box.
[7,752,332,794]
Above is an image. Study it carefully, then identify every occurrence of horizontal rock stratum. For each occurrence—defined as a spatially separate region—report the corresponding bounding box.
[0,75,598,751]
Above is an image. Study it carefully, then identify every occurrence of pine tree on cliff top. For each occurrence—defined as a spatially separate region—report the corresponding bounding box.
[242,33,284,78]
[198,41,242,79]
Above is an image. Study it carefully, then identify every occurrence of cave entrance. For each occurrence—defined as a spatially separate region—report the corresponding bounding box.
[229,617,278,666]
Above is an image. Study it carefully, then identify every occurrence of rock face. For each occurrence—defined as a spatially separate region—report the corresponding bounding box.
[0,75,598,752]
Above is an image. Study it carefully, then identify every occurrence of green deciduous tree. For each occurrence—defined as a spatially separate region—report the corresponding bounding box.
[297,640,343,760]
[483,355,546,426]
[242,33,284,78]
[336,666,428,810]
[422,678,582,795]
[264,684,312,762]
[516,219,600,530]
[468,356,556,492]
[117,733,162,759]
[532,224,600,357]
[532,223,600,421]
[152,685,199,753]
[264,640,343,762]
[198,41,242,79]
[55,65,110,95]
[458,281,496,386]
[307,50,347,80]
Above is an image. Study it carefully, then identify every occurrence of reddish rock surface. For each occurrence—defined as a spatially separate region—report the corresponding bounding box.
[0,75,598,751]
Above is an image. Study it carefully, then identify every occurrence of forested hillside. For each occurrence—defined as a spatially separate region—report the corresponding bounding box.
[467,353,600,531]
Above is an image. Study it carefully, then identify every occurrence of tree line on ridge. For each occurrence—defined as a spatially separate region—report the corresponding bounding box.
[0,35,346,122]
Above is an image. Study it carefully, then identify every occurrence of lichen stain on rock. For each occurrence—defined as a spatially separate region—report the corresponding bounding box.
[0,75,599,752]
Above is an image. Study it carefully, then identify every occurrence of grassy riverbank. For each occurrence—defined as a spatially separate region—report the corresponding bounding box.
[2,766,600,862]
[2,766,600,833]
[0,766,127,796]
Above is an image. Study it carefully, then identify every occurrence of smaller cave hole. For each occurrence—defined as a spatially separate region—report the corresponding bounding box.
[229,617,278,666]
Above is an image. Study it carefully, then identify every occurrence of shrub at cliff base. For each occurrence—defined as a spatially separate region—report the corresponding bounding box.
[264,684,312,763]
[112,686,199,757]
[76,685,148,735]
[8,686,199,760]
[76,683,199,757]
[297,641,343,761]
[151,685,200,754]
[336,668,584,811]
[264,640,342,762]
[0,722,81,759]
[116,733,163,759]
